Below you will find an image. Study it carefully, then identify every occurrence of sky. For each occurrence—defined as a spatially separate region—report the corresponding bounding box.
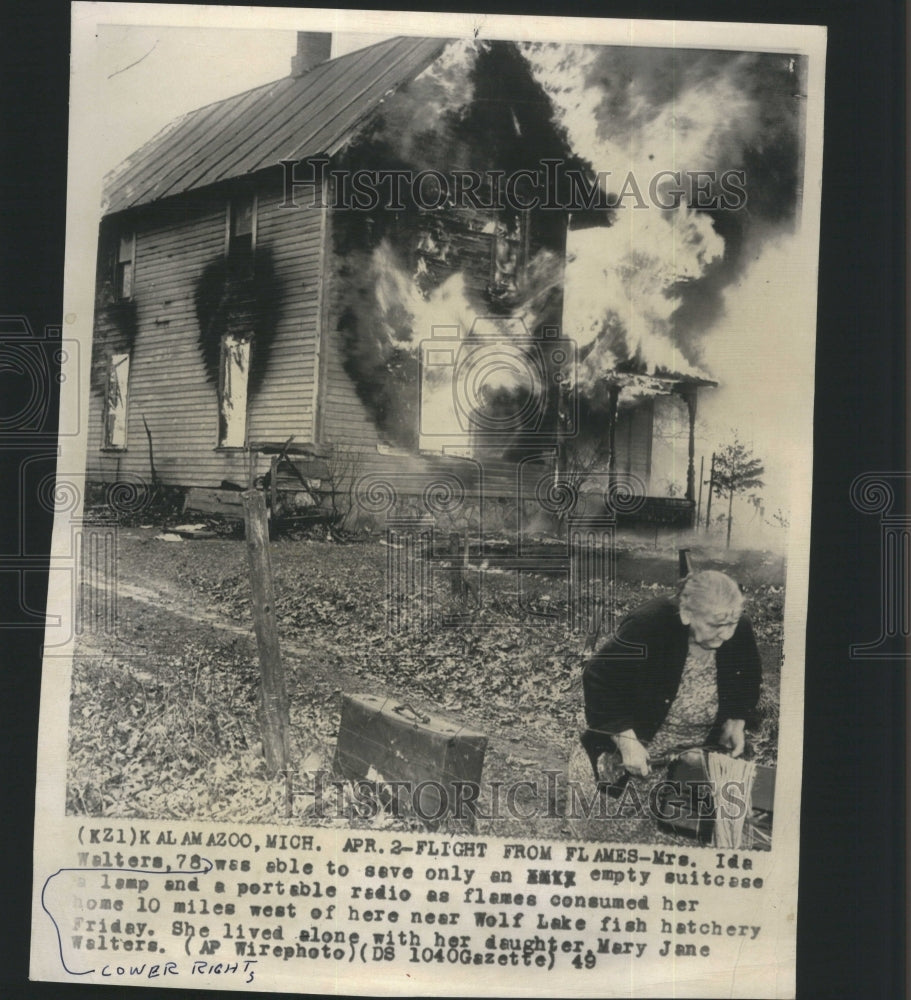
[91,26,388,178]
[74,19,820,544]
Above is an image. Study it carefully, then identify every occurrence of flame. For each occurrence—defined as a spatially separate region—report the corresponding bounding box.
[372,239,475,346]
[368,240,563,450]
[564,205,722,386]
[525,42,800,385]
[339,39,802,486]
[525,43,734,380]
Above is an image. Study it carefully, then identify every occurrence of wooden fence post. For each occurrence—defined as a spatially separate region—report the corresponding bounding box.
[242,489,290,776]
[678,548,693,579]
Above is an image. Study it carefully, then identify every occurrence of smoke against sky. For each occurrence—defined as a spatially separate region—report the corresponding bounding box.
[526,42,805,371]
[90,25,814,522]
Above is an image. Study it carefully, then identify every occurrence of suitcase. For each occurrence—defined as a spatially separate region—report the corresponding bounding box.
[334,694,488,830]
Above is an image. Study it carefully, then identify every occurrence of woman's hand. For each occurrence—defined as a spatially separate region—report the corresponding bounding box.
[720,718,746,757]
[614,729,650,776]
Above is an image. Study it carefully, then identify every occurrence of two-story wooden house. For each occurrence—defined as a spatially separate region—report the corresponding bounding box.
[89,32,711,529]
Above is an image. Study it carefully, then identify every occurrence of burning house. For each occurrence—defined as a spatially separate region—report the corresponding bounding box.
[88,32,733,530]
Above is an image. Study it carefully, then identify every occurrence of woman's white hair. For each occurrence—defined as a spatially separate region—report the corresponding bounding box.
[678,570,744,619]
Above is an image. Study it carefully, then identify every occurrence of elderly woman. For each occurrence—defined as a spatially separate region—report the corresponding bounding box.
[577,570,762,785]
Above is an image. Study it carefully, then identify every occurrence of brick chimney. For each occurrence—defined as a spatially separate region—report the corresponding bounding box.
[291,32,332,75]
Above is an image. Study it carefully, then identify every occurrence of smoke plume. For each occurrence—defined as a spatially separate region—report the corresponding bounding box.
[525,42,806,372]
[330,38,806,461]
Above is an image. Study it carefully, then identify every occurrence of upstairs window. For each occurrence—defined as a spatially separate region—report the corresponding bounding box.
[104,352,130,449]
[116,233,135,299]
[489,212,528,299]
[228,194,256,257]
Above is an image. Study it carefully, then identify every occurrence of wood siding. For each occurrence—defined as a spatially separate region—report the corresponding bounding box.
[87,176,325,488]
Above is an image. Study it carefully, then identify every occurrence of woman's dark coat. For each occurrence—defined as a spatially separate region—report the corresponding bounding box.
[582,596,762,744]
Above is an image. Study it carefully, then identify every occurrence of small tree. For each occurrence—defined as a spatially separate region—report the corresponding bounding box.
[767,506,790,530]
[712,434,765,548]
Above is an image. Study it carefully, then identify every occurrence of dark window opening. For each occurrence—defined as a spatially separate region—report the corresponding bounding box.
[489,212,529,300]
[228,195,256,258]
[116,233,134,299]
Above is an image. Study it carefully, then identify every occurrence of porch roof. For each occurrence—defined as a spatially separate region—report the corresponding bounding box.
[600,371,718,394]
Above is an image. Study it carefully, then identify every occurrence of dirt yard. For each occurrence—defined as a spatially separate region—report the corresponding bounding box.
[67,522,784,845]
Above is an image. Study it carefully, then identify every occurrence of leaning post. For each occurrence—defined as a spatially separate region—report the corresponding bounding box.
[705,452,716,532]
[241,489,290,777]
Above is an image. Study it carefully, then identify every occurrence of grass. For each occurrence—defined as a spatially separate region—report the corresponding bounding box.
[67,527,785,845]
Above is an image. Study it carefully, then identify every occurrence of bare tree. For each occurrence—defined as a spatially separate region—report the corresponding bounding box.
[554,435,612,532]
[323,443,364,534]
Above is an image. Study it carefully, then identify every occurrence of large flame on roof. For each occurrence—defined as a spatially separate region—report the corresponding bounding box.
[565,205,723,387]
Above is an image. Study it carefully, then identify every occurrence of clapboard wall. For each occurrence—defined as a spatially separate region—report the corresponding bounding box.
[87,169,567,524]
[614,400,654,491]
[86,173,326,489]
